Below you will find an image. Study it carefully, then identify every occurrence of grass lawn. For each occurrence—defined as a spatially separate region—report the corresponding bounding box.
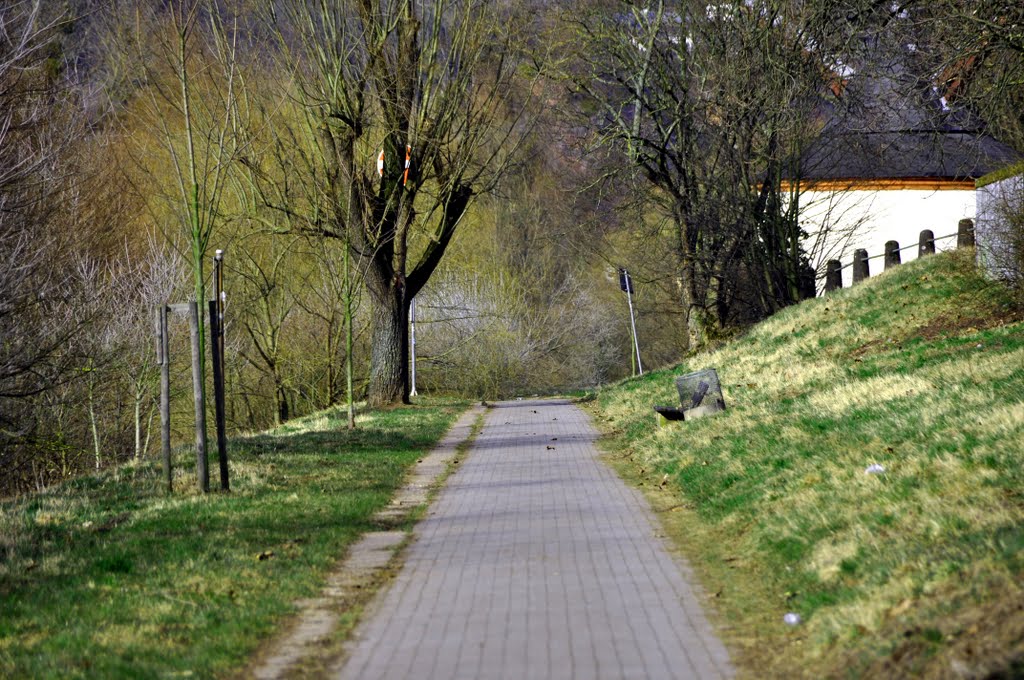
[589,250,1024,678]
[0,398,467,678]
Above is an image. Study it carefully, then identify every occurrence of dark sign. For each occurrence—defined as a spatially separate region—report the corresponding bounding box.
[618,268,634,294]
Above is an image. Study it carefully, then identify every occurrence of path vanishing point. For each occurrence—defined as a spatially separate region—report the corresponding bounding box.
[335,399,733,679]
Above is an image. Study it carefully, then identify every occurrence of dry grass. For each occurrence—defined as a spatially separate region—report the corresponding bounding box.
[591,250,1024,678]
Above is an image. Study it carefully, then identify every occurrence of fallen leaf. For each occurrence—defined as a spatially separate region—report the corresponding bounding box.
[890,599,913,617]
[257,551,275,561]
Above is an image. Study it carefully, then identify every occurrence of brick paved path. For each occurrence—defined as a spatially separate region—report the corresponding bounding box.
[335,399,733,679]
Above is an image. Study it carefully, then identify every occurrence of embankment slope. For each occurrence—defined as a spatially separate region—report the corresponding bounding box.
[592,250,1024,678]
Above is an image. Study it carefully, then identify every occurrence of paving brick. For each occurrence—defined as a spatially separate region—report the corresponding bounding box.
[336,400,733,679]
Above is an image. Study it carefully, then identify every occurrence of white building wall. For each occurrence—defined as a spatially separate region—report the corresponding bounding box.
[797,188,976,291]
[976,173,1023,283]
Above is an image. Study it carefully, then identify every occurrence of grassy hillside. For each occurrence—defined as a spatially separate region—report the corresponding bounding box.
[590,250,1024,678]
[0,400,466,678]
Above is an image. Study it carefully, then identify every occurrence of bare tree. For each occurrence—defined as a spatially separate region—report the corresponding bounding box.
[291,239,367,419]
[130,0,246,465]
[570,0,823,348]
[244,0,547,406]
[115,240,185,460]
[234,236,299,427]
[0,1,93,488]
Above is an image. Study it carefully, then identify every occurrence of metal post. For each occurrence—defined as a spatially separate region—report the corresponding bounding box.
[157,304,172,493]
[623,269,643,376]
[212,250,228,491]
[409,297,418,397]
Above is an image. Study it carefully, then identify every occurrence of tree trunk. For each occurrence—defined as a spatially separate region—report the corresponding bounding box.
[674,203,714,351]
[87,371,101,470]
[326,329,336,407]
[367,283,409,407]
[344,245,356,429]
[276,381,289,425]
[134,386,142,459]
[683,284,709,350]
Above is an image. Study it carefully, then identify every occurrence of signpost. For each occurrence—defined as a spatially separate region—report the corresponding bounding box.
[618,268,643,376]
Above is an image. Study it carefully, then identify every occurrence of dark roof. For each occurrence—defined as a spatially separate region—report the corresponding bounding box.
[795,42,1023,182]
[799,128,1021,181]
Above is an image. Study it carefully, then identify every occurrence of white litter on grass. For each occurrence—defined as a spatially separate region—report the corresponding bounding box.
[783,612,802,626]
[865,464,885,475]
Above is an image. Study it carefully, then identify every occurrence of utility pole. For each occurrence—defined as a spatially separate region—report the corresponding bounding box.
[618,268,643,376]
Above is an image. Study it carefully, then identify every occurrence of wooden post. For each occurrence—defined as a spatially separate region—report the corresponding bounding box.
[825,259,843,292]
[884,240,901,270]
[189,301,209,493]
[852,248,870,283]
[957,218,975,248]
[919,230,935,257]
[157,304,172,493]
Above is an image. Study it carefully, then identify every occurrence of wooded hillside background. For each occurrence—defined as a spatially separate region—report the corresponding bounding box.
[2,0,1021,494]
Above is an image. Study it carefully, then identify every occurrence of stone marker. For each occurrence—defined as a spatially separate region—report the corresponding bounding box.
[884,240,901,269]
[958,218,975,248]
[919,229,935,257]
[824,259,843,292]
[677,368,726,418]
[852,248,870,283]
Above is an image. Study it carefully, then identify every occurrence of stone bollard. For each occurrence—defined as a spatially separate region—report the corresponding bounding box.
[919,229,935,257]
[825,259,843,292]
[958,218,975,248]
[674,368,726,421]
[884,240,901,270]
[852,248,870,283]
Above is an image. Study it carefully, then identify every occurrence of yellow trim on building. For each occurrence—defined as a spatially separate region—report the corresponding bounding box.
[781,178,977,192]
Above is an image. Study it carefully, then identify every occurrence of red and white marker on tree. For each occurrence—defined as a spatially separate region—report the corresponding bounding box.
[377,145,411,185]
